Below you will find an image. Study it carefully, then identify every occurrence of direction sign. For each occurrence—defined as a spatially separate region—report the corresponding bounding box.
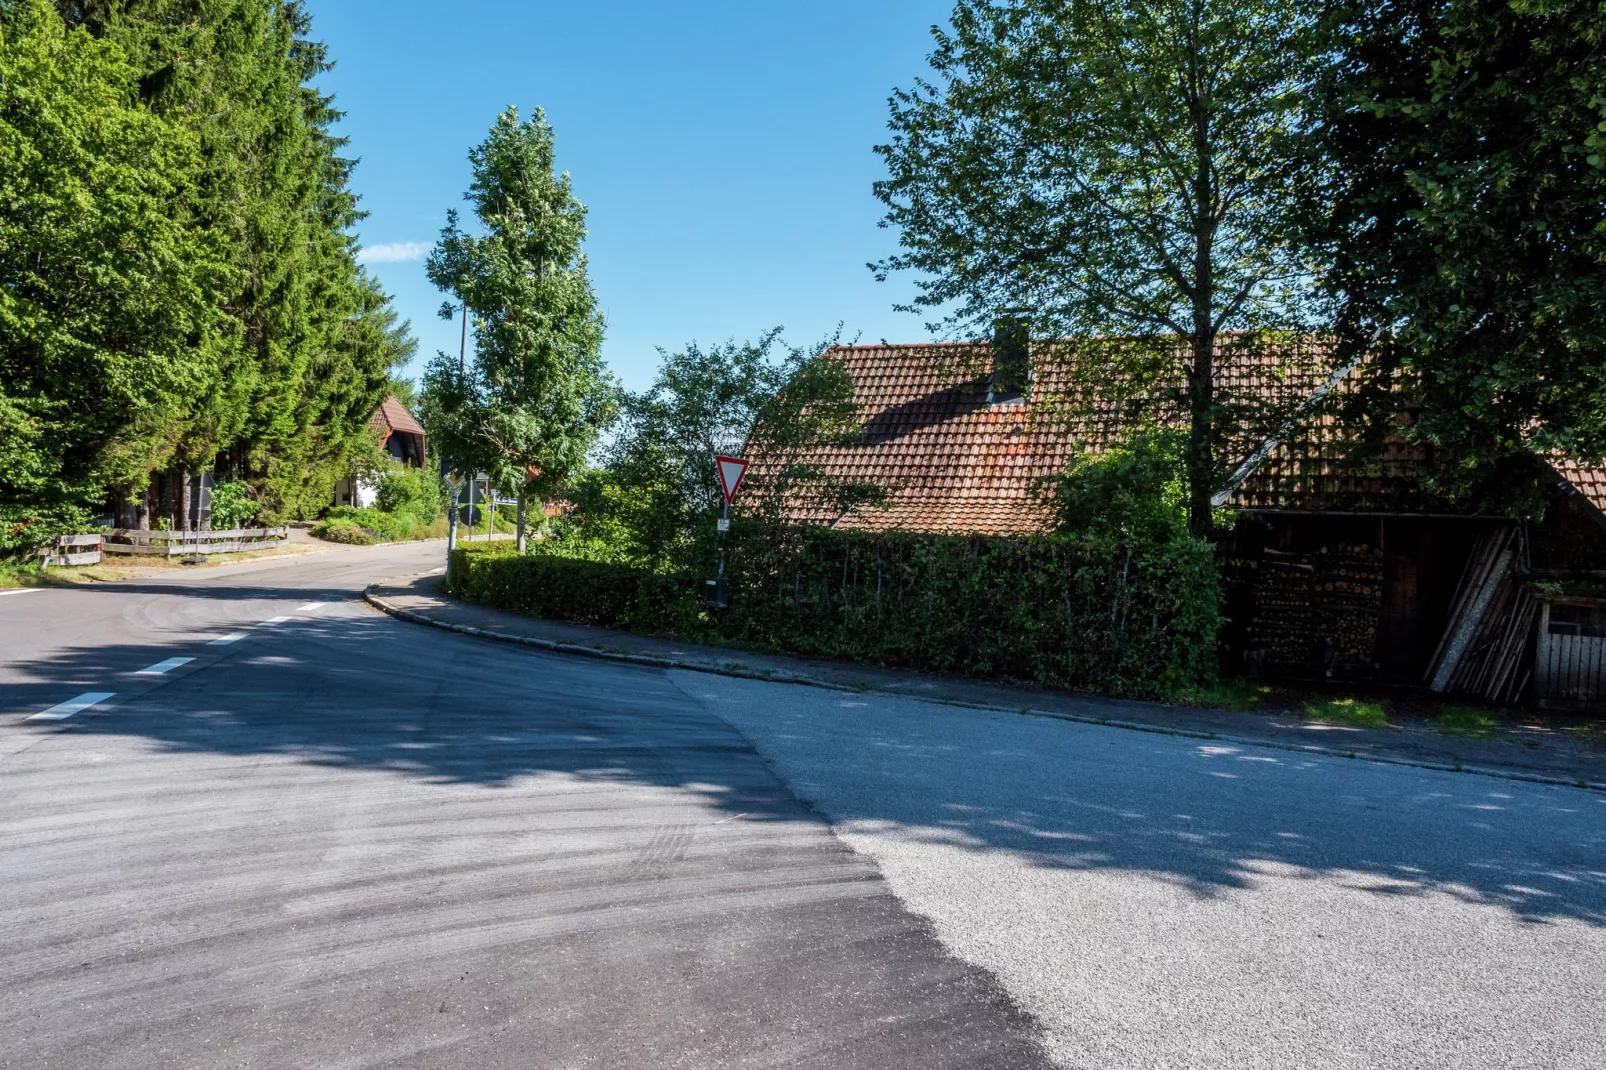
[715,455,749,505]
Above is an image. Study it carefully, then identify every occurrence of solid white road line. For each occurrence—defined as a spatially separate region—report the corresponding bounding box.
[28,692,115,722]
[0,588,41,597]
[208,633,248,646]
[261,616,292,625]
[296,602,325,612]
[135,657,195,676]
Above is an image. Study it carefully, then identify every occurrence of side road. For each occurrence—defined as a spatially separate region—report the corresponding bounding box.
[368,571,1606,792]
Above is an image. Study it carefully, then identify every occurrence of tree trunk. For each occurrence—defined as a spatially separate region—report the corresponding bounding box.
[1187,69,1217,539]
[516,493,528,554]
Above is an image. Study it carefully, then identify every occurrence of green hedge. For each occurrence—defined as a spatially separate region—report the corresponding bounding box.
[451,520,1221,698]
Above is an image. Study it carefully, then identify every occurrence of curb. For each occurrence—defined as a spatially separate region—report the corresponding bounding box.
[364,585,1606,796]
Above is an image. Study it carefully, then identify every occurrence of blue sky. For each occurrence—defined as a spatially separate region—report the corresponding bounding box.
[311,1,957,393]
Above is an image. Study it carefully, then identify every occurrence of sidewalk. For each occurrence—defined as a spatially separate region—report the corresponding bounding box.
[367,571,1606,792]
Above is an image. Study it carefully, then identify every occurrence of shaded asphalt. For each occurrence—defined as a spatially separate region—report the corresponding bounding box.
[1,545,1053,1068]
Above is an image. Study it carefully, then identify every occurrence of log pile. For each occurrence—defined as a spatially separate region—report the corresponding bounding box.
[1314,543,1384,664]
[1246,553,1317,667]
[1246,543,1384,676]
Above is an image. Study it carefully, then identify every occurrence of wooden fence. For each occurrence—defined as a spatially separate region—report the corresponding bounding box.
[41,533,103,567]
[1535,596,1606,709]
[102,527,289,557]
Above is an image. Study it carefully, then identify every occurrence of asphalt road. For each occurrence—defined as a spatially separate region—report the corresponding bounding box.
[4,544,1604,1069]
[695,674,1606,1069]
[0,545,1051,1069]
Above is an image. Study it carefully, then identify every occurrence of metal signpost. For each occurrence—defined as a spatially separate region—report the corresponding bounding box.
[444,470,465,583]
[707,456,749,609]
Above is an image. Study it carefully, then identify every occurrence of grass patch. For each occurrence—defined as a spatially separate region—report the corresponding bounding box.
[0,561,129,588]
[1176,677,1273,712]
[1433,704,1501,738]
[1566,721,1606,750]
[1302,697,1389,729]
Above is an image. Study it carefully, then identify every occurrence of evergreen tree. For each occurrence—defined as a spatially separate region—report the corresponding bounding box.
[0,0,230,546]
[423,106,614,551]
[41,0,413,524]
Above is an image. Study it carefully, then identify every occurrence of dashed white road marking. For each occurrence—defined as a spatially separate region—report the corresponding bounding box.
[208,633,248,646]
[261,616,292,625]
[296,602,326,612]
[135,657,195,676]
[28,692,115,722]
[428,568,445,574]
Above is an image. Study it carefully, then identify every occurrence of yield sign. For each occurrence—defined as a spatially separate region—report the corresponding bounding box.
[715,455,749,505]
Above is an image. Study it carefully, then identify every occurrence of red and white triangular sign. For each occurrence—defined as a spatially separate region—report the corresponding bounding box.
[715,455,749,505]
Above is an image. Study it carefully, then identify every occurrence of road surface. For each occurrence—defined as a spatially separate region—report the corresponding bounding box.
[2,544,1602,1068]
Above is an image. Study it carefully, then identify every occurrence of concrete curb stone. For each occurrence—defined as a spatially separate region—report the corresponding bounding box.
[363,585,1606,796]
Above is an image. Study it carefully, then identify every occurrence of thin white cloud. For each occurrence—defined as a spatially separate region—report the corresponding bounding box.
[359,241,431,264]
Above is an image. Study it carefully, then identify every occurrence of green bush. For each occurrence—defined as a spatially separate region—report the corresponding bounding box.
[209,479,258,530]
[0,502,92,554]
[452,542,649,626]
[450,519,1222,698]
[321,505,413,542]
[310,519,374,545]
[375,464,443,526]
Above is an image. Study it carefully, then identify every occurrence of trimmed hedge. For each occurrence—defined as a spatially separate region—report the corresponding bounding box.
[451,520,1221,698]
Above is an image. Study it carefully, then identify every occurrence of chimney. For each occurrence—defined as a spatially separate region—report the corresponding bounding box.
[988,310,1031,405]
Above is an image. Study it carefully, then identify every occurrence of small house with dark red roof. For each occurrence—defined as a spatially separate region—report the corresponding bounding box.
[333,395,427,508]
[745,336,1606,710]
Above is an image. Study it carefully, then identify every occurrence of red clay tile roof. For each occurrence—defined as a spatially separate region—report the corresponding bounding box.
[371,396,425,439]
[743,339,1606,534]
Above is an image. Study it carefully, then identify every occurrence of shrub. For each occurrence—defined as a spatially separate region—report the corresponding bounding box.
[375,464,443,525]
[322,506,412,542]
[209,479,258,530]
[311,519,374,545]
[450,518,1222,698]
[452,543,649,626]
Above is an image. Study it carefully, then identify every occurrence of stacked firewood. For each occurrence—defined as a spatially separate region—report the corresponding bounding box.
[1246,553,1318,667]
[1313,543,1384,662]
[1246,544,1384,674]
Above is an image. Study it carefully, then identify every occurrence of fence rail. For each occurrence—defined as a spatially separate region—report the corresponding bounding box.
[41,533,103,567]
[102,527,289,557]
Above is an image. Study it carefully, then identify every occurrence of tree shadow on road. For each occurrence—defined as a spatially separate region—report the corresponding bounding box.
[7,608,1606,929]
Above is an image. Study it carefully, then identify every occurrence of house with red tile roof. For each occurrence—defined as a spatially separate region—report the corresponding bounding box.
[743,337,1606,710]
[333,395,427,508]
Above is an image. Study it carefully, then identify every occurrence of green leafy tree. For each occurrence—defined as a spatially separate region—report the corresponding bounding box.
[423,106,614,551]
[875,0,1328,534]
[0,0,230,547]
[568,329,870,566]
[1316,0,1606,506]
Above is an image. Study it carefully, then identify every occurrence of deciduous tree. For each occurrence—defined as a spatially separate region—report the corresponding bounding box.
[875,0,1328,533]
[423,106,614,552]
[1316,0,1606,506]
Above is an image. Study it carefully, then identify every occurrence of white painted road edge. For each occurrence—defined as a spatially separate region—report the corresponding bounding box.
[135,657,195,676]
[0,588,41,598]
[28,692,115,722]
